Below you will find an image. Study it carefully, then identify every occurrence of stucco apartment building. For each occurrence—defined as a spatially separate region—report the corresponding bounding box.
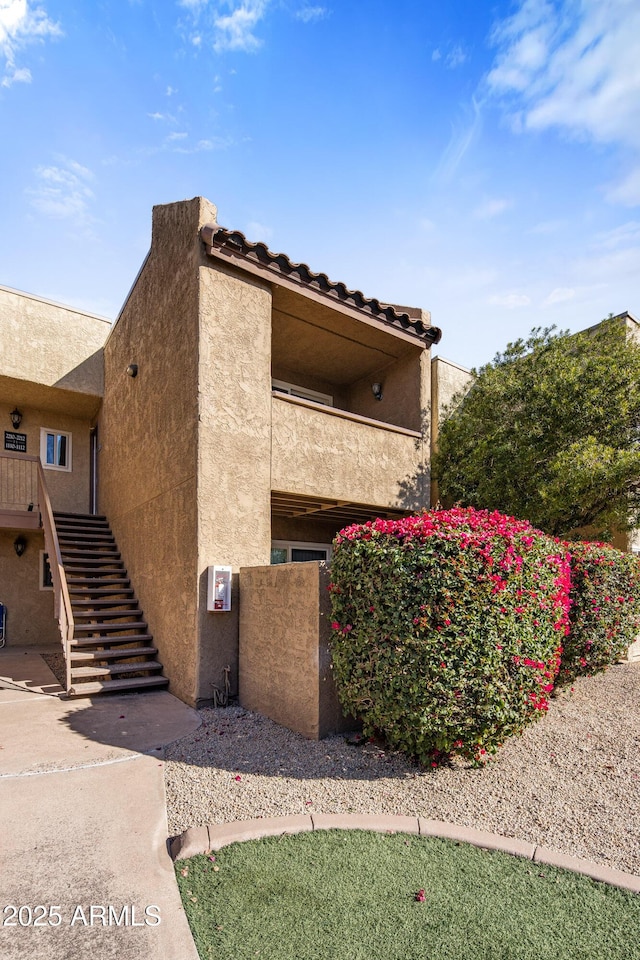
[1,196,453,709]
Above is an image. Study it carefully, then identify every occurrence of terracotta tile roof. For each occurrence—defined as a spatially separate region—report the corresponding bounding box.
[200,223,442,346]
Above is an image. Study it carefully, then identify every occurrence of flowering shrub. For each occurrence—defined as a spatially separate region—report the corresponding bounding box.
[329,507,571,765]
[557,541,640,685]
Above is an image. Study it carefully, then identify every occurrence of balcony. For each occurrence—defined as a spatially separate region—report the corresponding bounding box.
[0,452,41,529]
[271,393,424,509]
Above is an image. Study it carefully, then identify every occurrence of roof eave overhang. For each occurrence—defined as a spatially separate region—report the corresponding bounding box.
[200,224,442,349]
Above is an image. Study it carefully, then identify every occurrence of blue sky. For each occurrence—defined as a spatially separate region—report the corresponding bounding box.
[1,0,639,368]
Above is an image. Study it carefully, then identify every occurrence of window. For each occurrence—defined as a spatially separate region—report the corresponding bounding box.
[40,551,53,591]
[40,428,72,471]
[271,540,332,564]
[272,379,333,406]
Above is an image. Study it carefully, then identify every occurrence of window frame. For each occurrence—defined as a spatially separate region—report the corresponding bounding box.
[271,379,333,407]
[40,428,72,472]
[271,540,333,564]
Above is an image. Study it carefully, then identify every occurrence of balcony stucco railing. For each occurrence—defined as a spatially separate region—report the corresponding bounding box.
[0,450,40,523]
[271,393,425,508]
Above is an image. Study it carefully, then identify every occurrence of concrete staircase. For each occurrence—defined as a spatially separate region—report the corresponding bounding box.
[54,511,168,697]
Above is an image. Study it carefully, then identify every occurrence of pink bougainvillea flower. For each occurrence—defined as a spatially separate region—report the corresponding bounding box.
[234,775,242,781]
[415,889,426,902]
[331,622,341,630]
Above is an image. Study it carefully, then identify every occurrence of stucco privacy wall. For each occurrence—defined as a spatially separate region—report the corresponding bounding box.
[195,258,273,703]
[239,561,355,739]
[0,530,58,647]
[0,286,107,395]
[99,199,210,706]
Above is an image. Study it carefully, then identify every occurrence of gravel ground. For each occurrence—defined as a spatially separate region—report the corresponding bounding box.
[164,661,640,875]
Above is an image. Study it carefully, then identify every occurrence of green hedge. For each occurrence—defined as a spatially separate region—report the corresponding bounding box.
[558,541,640,685]
[329,507,571,766]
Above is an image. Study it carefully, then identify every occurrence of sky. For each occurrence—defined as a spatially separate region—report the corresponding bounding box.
[1,0,639,369]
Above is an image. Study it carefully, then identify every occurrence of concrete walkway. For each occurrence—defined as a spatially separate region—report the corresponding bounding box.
[0,648,201,960]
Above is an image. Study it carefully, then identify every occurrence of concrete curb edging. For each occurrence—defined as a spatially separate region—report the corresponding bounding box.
[169,814,640,894]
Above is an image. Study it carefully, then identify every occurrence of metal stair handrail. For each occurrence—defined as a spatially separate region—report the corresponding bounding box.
[37,459,74,692]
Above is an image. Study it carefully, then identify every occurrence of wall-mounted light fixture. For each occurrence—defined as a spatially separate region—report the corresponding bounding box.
[126,364,138,378]
[371,382,383,401]
[10,408,22,429]
[14,535,27,558]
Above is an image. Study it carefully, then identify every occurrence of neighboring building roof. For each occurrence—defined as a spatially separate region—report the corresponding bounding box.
[200,223,442,347]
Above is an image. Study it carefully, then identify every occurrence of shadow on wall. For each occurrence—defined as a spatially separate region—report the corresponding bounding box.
[396,463,432,513]
[395,408,431,513]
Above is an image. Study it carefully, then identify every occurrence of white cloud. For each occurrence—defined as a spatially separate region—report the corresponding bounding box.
[446,44,466,69]
[245,220,273,240]
[432,96,482,184]
[488,292,532,308]
[295,6,328,23]
[171,135,233,153]
[0,0,61,87]
[527,218,566,235]
[431,48,441,62]
[166,84,177,96]
[473,197,511,220]
[179,1,272,54]
[593,220,640,250]
[605,166,640,207]
[543,286,575,306]
[167,131,188,141]
[214,1,269,53]
[26,156,95,221]
[487,0,640,151]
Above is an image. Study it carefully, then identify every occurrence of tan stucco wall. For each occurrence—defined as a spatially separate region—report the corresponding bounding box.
[99,198,210,706]
[195,260,273,703]
[0,530,58,647]
[430,355,474,506]
[239,561,355,739]
[271,395,428,511]
[0,286,107,395]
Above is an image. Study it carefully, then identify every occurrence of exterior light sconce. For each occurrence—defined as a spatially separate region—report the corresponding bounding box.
[126,364,138,378]
[10,408,22,429]
[371,382,383,401]
[14,535,27,558]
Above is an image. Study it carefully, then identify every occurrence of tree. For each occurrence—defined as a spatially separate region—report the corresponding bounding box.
[432,319,640,540]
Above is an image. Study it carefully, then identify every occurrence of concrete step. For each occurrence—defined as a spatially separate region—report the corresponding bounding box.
[69,645,159,662]
[71,598,139,608]
[66,676,169,697]
[74,620,148,634]
[54,512,107,522]
[71,661,163,679]
[72,609,143,620]
[67,578,131,588]
[70,633,154,648]
[61,550,122,560]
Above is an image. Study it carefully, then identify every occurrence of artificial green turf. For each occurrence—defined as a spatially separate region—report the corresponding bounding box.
[175,830,640,960]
